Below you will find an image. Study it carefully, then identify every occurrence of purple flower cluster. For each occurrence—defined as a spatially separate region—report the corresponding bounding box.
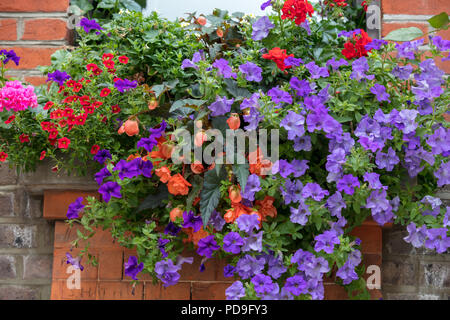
[47,70,71,86]
[66,197,85,220]
[251,16,275,41]
[114,79,137,92]
[336,250,362,284]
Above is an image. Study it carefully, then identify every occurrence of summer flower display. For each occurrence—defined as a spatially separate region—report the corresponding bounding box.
[0,0,448,300]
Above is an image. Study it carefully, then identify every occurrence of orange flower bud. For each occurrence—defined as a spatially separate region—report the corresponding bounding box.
[228,185,242,203]
[155,166,171,183]
[118,124,125,135]
[148,99,158,110]
[227,113,240,130]
[160,143,174,159]
[170,207,184,222]
[194,131,208,147]
[197,16,207,26]
[216,28,224,37]
[191,161,205,174]
[124,119,139,136]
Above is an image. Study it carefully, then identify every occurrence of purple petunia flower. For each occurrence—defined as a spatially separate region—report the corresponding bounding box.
[290,201,311,226]
[424,228,450,253]
[251,16,275,41]
[434,161,449,187]
[224,264,236,278]
[236,214,261,234]
[197,235,220,258]
[365,39,387,51]
[396,39,424,59]
[305,61,329,79]
[376,147,399,171]
[392,65,413,80]
[285,56,303,67]
[113,159,141,180]
[293,135,312,152]
[370,84,391,102]
[94,167,112,185]
[0,49,20,66]
[67,197,84,220]
[350,57,374,82]
[427,127,449,156]
[261,0,272,10]
[280,111,305,140]
[336,250,361,284]
[239,61,263,82]
[326,191,347,217]
[236,254,265,279]
[182,211,203,232]
[314,230,340,254]
[47,70,71,86]
[289,77,315,97]
[137,136,158,152]
[267,87,293,105]
[66,252,84,271]
[284,274,308,296]
[272,159,294,178]
[251,274,276,295]
[241,174,261,201]
[226,281,246,300]
[114,79,138,93]
[164,221,181,236]
[98,181,122,203]
[301,183,329,201]
[208,209,226,231]
[363,172,386,190]
[337,174,360,195]
[242,231,263,252]
[326,57,348,71]
[158,237,170,258]
[365,189,394,226]
[154,259,181,287]
[124,256,144,280]
[222,232,245,254]
[212,58,237,79]
[93,149,112,164]
[208,95,234,117]
[243,106,264,131]
[291,159,309,178]
[78,18,103,33]
[280,179,304,205]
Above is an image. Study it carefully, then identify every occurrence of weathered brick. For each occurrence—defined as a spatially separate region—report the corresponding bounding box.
[23,255,53,280]
[0,0,70,12]
[350,225,382,254]
[0,163,17,185]
[145,282,191,300]
[0,193,14,217]
[420,262,450,288]
[0,285,39,300]
[383,229,417,255]
[382,259,417,286]
[27,196,43,218]
[0,224,36,248]
[98,281,143,300]
[324,284,348,300]
[191,282,230,300]
[2,47,62,70]
[0,19,17,41]
[98,249,123,280]
[22,19,68,41]
[0,255,16,279]
[382,0,449,15]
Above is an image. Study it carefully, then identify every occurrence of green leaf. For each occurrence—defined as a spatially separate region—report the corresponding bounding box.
[383,27,424,42]
[97,0,116,9]
[200,164,227,226]
[224,78,251,99]
[120,0,142,12]
[170,99,207,116]
[137,184,169,212]
[186,175,203,212]
[143,30,160,43]
[428,12,449,29]
[70,0,94,13]
[233,163,249,191]
[232,12,245,19]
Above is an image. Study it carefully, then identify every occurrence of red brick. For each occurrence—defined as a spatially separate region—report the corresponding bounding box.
[324,284,348,300]
[43,190,99,220]
[52,247,98,280]
[0,19,17,41]
[99,249,124,280]
[24,76,47,86]
[191,282,230,300]
[22,19,68,41]
[51,279,97,300]
[350,225,382,254]
[382,22,429,43]
[2,47,62,70]
[0,0,69,12]
[98,281,143,300]
[54,221,123,249]
[382,0,449,15]
[145,282,191,300]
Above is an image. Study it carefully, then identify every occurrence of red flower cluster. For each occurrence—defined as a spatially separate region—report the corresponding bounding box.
[361,1,368,12]
[341,29,373,60]
[281,0,314,25]
[262,47,294,71]
[324,0,348,7]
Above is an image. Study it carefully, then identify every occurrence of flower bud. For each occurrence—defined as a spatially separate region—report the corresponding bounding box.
[227,113,240,130]
[124,119,139,136]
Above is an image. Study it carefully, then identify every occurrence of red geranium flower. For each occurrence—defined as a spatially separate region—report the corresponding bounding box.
[103,59,115,69]
[281,0,314,25]
[74,114,87,126]
[57,137,71,149]
[91,144,100,155]
[83,105,95,114]
[262,47,294,71]
[100,88,111,97]
[118,56,129,64]
[5,115,15,124]
[0,151,8,162]
[341,29,372,60]
[73,82,83,93]
[86,63,103,76]
[102,53,114,61]
[58,119,68,128]
[48,129,58,139]
[39,151,46,160]
[19,134,30,143]
[66,80,76,88]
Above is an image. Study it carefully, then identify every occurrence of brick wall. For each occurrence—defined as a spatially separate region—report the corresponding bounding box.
[380,0,450,300]
[381,0,450,73]
[0,0,70,86]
